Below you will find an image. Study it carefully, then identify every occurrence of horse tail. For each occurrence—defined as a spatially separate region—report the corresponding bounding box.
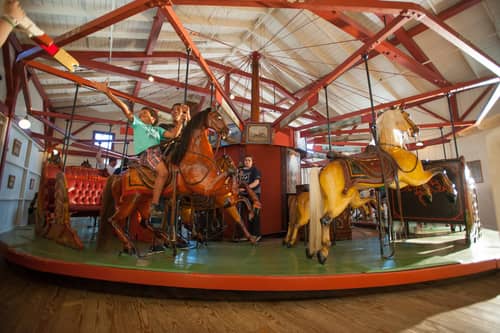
[308,167,323,255]
[97,175,118,250]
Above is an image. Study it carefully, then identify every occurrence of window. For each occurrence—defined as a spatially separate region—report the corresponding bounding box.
[93,131,115,150]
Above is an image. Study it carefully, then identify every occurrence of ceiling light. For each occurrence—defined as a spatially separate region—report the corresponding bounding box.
[229,94,235,100]
[52,149,59,156]
[416,141,424,147]
[18,116,31,129]
[148,75,155,82]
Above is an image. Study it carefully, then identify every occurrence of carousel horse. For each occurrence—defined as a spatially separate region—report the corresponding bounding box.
[99,109,256,254]
[179,154,261,244]
[283,190,374,248]
[309,108,456,264]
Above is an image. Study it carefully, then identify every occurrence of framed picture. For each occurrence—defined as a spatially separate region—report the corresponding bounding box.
[466,160,483,183]
[7,175,15,189]
[245,123,272,144]
[12,139,21,157]
[29,178,35,190]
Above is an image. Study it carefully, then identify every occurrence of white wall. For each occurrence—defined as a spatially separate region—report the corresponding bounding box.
[486,127,500,231]
[0,122,43,232]
[0,75,45,233]
[419,126,499,230]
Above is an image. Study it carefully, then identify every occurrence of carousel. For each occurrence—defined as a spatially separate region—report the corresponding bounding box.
[1,0,499,294]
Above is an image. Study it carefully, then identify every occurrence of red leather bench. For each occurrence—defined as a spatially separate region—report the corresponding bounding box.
[37,163,109,249]
[63,166,107,215]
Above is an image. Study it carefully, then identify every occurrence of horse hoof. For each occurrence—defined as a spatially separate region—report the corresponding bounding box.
[424,195,432,205]
[305,248,314,259]
[286,242,292,248]
[317,251,328,265]
[121,246,136,256]
[149,244,166,252]
[320,215,331,225]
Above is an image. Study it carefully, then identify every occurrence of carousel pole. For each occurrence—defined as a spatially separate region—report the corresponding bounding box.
[103,124,112,166]
[363,53,395,257]
[440,127,447,159]
[184,47,191,104]
[323,85,336,243]
[324,86,332,154]
[446,93,460,158]
[210,82,214,108]
[363,54,378,145]
[121,108,130,163]
[62,84,79,171]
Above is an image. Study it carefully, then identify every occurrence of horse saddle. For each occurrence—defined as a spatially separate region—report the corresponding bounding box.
[331,145,398,192]
[122,162,174,195]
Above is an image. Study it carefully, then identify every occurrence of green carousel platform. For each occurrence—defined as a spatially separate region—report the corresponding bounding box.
[1,223,499,292]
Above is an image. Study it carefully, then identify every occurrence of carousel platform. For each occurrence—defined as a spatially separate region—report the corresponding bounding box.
[0,222,499,292]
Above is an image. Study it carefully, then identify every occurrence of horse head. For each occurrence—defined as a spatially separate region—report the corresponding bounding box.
[377,108,419,146]
[206,109,229,139]
[399,109,419,138]
[217,154,237,177]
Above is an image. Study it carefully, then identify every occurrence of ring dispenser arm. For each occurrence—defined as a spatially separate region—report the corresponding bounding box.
[16,15,79,72]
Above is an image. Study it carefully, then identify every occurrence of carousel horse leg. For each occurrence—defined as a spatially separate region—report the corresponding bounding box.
[283,195,297,246]
[434,170,457,202]
[318,184,358,264]
[137,200,169,252]
[224,205,256,244]
[288,192,310,247]
[283,192,310,247]
[420,183,433,204]
[110,220,136,255]
[109,195,141,255]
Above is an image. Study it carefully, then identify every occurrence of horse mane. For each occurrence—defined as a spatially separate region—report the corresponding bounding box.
[171,108,210,165]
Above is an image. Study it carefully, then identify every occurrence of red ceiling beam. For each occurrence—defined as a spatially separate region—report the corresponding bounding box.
[160,5,243,128]
[316,10,448,87]
[174,0,499,77]
[70,50,297,101]
[415,105,449,122]
[16,0,160,63]
[380,14,448,85]
[30,110,126,126]
[405,0,482,38]
[71,122,94,136]
[77,56,301,116]
[459,86,494,121]
[296,76,499,131]
[171,1,423,15]
[25,60,173,114]
[272,13,413,129]
[77,58,209,96]
[132,8,165,109]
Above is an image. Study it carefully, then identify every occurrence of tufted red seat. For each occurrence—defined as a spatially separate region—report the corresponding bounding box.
[64,167,107,216]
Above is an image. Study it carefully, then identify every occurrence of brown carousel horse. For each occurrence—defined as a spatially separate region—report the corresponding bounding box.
[179,154,261,244]
[308,108,456,264]
[99,109,256,254]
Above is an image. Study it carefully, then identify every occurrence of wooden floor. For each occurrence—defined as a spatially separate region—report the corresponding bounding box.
[1,257,499,333]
